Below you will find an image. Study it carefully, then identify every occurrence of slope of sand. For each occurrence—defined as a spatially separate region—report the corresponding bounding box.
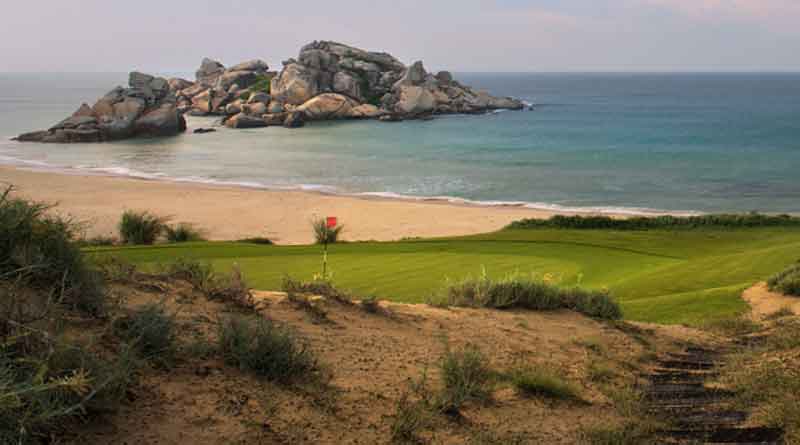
[2,166,576,245]
[742,282,800,320]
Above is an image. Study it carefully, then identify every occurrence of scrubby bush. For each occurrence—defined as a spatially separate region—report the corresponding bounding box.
[217,315,318,383]
[114,303,176,362]
[164,259,255,311]
[768,263,800,297]
[164,223,205,243]
[507,213,800,231]
[282,276,352,305]
[438,345,492,413]
[0,187,105,317]
[312,218,344,244]
[431,272,622,320]
[118,210,168,245]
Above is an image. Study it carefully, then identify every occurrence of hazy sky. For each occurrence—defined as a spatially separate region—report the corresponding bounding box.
[2,0,800,72]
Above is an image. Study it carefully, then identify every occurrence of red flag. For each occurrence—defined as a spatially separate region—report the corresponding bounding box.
[326,216,338,229]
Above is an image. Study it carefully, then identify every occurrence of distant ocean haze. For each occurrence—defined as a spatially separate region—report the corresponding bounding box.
[1,72,799,214]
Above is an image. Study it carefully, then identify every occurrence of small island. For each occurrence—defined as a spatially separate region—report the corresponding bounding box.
[13,41,524,143]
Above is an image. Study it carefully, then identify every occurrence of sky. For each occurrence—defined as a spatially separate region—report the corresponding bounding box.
[2,0,799,73]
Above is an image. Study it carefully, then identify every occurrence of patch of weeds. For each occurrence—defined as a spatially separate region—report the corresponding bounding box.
[113,303,177,365]
[118,210,168,245]
[438,344,493,414]
[768,262,800,296]
[164,260,256,312]
[287,292,330,324]
[360,296,392,316]
[587,360,616,383]
[574,337,607,355]
[96,256,138,283]
[704,316,762,336]
[467,429,530,445]
[609,321,653,347]
[510,367,581,401]
[282,276,353,305]
[165,223,206,243]
[217,315,319,383]
[390,372,435,444]
[77,235,118,247]
[580,422,655,445]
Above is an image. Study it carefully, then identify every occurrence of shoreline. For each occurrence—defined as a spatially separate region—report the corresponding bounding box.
[1,164,650,245]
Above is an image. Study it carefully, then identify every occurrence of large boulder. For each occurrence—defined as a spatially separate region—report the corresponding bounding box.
[168,78,194,91]
[349,104,383,119]
[393,61,427,89]
[270,63,319,105]
[395,86,435,115]
[297,93,359,120]
[216,70,259,91]
[15,72,186,143]
[228,59,269,73]
[196,58,226,87]
[225,113,268,129]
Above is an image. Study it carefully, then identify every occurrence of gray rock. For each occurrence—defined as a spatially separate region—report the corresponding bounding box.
[216,70,258,91]
[393,61,427,90]
[196,58,226,87]
[263,112,287,126]
[247,92,270,104]
[436,71,453,84]
[228,59,269,73]
[283,111,305,128]
[134,103,185,136]
[297,93,359,120]
[168,78,194,91]
[268,102,284,114]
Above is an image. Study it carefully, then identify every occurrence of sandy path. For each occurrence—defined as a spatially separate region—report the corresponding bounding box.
[742,282,800,320]
[1,166,573,245]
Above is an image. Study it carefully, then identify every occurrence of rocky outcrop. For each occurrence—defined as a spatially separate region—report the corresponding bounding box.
[14,72,186,143]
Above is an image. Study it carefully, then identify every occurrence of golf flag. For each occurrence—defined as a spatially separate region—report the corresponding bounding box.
[326,216,338,229]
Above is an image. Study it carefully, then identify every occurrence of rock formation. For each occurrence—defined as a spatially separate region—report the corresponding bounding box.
[14,41,524,142]
[14,72,186,143]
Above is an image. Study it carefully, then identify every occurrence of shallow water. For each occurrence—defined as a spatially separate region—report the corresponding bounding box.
[1,72,799,213]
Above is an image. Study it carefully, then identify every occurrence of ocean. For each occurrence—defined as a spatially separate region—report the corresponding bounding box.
[1,72,799,214]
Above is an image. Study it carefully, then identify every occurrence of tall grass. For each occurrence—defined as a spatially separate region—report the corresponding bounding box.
[0,186,105,316]
[768,263,800,297]
[431,272,622,320]
[217,315,318,383]
[507,213,800,231]
[118,210,168,245]
[164,223,205,243]
[312,218,344,244]
[438,345,493,413]
[113,303,177,362]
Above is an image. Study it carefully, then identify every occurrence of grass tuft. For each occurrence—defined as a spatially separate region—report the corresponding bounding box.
[312,218,344,244]
[510,367,581,401]
[113,303,176,363]
[217,315,319,383]
[119,210,168,245]
[438,344,493,413]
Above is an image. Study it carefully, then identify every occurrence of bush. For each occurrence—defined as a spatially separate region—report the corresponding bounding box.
[217,315,318,383]
[237,237,273,245]
[506,213,800,231]
[431,273,622,320]
[164,223,205,243]
[438,345,492,413]
[0,187,105,317]
[164,260,255,311]
[768,263,800,297]
[312,218,344,244]
[511,367,580,400]
[113,303,176,361]
[281,276,353,305]
[0,335,139,443]
[118,210,168,245]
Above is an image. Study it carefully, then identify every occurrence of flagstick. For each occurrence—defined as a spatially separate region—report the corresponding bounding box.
[323,237,328,279]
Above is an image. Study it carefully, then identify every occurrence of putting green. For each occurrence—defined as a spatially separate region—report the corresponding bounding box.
[89,228,800,326]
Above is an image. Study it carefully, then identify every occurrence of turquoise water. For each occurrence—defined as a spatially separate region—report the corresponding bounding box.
[1,72,799,213]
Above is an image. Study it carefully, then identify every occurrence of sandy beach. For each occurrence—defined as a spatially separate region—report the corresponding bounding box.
[1,165,578,245]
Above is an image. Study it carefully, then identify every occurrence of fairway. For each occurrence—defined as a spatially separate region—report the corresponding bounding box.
[90,228,800,326]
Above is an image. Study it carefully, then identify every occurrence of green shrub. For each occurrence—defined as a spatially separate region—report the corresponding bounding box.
[237,237,273,245]
[438,345,492,413]
[118,210,168,245]
[432,273,622,320]
[312,218,344,244]
[768,263,800,297]
[217,315,318,383]
[390,392,431,444]
[281,276,352,305]
[249,75,272,95]
[511,367,580,400]
[0,187,105,317]
[76,235,118,247]
[164,223,205,243]
[114,303,176,361]
[164,259,255,311]
[507,213,800,231]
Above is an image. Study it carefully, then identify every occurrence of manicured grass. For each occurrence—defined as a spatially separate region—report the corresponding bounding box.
[86,228,800,326]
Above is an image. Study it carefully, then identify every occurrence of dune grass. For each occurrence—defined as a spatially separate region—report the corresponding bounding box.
[86,227,800,326]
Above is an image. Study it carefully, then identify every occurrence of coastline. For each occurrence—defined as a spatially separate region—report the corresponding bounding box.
[1,164,642,245]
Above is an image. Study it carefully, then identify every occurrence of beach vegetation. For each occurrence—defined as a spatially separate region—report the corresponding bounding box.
[164,223,205,243]
[113,303,177,364]
[217,315,319,383]
[430,272,622,320]
[237,237,273,245]
[118,210,168,245]
[768,262,800,297]
[507,213,800,231]
[163,259,256,311]
[437,344,493,413]
[312,217,344,244]
[509,367,580,401]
